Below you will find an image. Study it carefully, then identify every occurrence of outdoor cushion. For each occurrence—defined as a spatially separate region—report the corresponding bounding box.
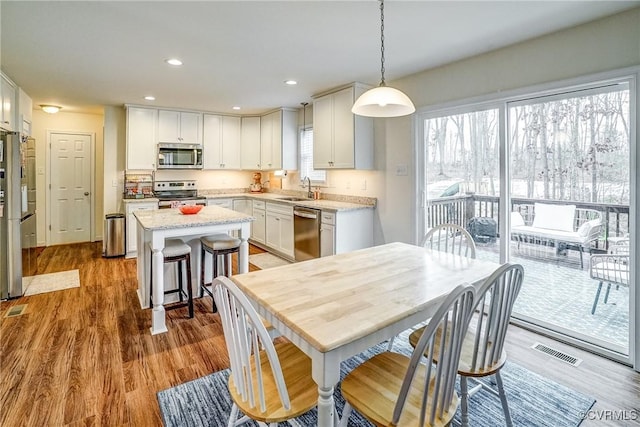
[532,203,576,232]
[511,211,525,227]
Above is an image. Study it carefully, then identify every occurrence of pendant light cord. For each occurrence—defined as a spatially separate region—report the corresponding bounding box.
[379,0,386,87]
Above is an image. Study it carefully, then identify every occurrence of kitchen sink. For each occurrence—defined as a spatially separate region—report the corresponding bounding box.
[277,197,309,202]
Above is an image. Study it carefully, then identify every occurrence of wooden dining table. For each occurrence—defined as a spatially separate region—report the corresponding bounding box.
[231,241,503,427]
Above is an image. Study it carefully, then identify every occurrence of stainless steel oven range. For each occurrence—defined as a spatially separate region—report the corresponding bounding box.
[154,180,207,209]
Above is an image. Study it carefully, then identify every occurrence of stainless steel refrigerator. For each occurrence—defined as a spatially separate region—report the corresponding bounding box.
[0,131,37,300]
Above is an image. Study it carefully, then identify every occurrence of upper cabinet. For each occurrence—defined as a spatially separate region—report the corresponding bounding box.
[158,110,202,144]
[240,116,261,170]
[126,106,157,170]
[0,73,16,132]
[313,83,373,169]
[18,88,33,136]
[203,114,241,170]
[260,108,297,171]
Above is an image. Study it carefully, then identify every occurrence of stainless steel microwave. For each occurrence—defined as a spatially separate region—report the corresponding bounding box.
[157,143,203,169]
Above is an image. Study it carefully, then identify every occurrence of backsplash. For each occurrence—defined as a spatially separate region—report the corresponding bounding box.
[198,187,377,207]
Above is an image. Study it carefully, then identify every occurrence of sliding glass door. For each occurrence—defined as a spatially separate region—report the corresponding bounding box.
[507,84,631,357]
[416,73,635,364]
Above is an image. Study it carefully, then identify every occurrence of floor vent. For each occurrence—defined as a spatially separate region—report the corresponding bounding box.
[531,342,582,367]
[4,304,27,318]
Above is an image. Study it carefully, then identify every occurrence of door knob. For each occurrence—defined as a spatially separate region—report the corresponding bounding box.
[84,192,90,196]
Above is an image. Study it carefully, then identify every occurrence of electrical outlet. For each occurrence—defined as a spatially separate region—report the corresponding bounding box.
[112,179,118,187]
[346,180,351,189]
[361,179,367,190]
[396,164,408,176]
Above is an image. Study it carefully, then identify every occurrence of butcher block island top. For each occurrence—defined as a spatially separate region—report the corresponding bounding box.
[133,205,254,230]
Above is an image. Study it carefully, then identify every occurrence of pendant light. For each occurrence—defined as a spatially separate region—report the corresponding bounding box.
[352,0,415,118]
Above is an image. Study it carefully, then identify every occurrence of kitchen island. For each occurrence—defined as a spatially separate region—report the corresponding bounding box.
[134,205,254,334]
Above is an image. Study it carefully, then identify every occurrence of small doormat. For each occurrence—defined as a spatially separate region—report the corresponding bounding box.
[248,253,292,270]
[22,270,80,296]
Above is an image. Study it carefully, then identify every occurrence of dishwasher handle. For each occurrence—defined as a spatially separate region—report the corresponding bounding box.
[294,209,319,219]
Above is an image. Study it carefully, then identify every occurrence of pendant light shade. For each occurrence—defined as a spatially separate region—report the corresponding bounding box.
[351,85,415,117]
[352,0,415,118]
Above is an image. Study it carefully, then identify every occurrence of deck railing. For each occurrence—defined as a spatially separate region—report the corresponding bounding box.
[426,193,629,249]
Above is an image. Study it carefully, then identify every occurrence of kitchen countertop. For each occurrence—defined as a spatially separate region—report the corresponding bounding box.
[133,205,253,230]
[202,192,374,212]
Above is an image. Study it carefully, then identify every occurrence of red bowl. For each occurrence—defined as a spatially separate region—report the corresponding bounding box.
[179,205,203,215]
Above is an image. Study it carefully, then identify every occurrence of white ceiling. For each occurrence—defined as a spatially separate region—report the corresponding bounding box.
[2,1,638,115]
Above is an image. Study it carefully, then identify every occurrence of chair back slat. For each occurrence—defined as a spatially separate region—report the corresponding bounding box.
[392,284,476,426]
[213,276,292,413]
[469,264,524,372]
[421,224,477,259]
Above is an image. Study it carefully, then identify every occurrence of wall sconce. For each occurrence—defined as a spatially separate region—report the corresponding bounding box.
[41,105,62,114]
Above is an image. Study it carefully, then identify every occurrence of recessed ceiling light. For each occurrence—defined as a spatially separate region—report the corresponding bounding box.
[165,58,183,66]
[40,105,62,114]
[232,106,241,110]
[284,80,297,85]
[144,96,156,101]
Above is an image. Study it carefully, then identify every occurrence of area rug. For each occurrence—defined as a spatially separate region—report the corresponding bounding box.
[248,253,292,270]
[22,269,80,296]
[157,336,595,427]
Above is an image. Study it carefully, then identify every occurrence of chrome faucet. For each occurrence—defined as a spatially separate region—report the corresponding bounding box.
[303,176,312,199]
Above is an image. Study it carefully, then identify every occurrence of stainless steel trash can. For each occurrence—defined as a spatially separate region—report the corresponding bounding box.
[104,213,126,257]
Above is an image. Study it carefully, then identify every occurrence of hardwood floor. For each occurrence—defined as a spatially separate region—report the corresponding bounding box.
[1,242,638,426]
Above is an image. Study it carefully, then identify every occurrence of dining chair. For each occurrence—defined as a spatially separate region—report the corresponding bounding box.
[421,223,477,259]
[212,276,318,427]
[338,284,476,427]
[408,263,524,427]
[589,239,629,314]
[386,223,476,351]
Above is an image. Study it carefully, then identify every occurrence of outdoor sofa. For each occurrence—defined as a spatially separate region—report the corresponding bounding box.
[511,202,603,268]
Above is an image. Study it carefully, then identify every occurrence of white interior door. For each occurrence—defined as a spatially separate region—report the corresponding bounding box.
[50,132,92,245]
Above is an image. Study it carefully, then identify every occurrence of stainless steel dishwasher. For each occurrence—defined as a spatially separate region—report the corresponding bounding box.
[294,206,321,261]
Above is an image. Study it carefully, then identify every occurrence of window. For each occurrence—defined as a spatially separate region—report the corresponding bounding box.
[299,127,326,182]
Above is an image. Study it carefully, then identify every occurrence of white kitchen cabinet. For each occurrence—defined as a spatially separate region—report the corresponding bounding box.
[207,198,232,209]
[259,108,297,171]
[252,200,266,244]
[158,110,202,144]
[320,211,336,257]
[125,200,158,258]
[320,208,373,256]
[0,74,16,132]
[312,83,373,169]
[203,114,241,169]
[18,88,33,136]
[126,106,157,170]
[241,116,261,170]
[265,202,294,258]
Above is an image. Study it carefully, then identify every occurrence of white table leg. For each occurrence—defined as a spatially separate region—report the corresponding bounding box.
[150,240,168,335]
[313,352,339,427]
[238,222,250,274]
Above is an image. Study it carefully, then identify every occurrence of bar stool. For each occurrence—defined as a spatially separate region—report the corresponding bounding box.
[199,233,241,312]
[149,239,194,318]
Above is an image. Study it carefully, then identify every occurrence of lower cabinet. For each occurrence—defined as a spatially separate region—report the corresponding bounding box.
[252,200,266,244]
[265,202,294,258]
[125,201,158,258]
[320,212,336,257]
[207,198,232,209]
[320,209,373,257]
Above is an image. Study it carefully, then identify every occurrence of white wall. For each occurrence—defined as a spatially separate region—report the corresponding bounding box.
[31,109,104,246]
